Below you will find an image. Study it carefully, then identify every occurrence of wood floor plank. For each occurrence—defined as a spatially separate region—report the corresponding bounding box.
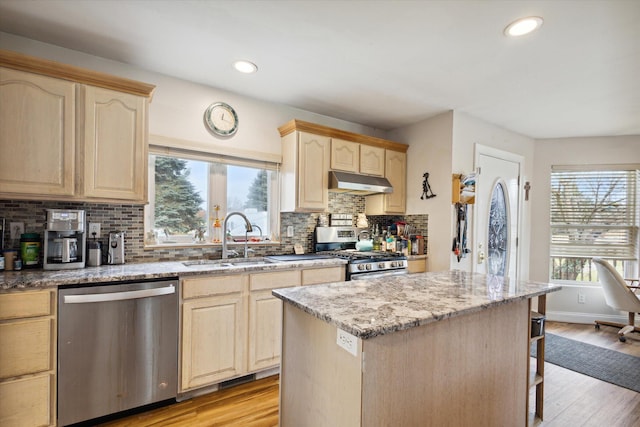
[100,322,639,427]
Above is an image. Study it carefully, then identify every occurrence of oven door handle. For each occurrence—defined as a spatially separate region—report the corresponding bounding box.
[63,285,175,304]
[350,269,408,280]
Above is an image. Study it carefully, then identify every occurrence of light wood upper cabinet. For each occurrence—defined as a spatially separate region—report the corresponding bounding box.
[360,145,385,177]
[0,49,154,203]
[279,120,407,213]
[0,289,56,427]
[365,149,407,214]
[81,86,147,201]
[331,138,359,173]
[0,67,76,197]
[331,139,385,177]
[281,130,330,212]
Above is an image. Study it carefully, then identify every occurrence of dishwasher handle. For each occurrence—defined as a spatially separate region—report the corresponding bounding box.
[63,284,175,304]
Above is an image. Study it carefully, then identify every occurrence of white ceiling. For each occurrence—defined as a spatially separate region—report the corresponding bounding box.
[1,0,639,139]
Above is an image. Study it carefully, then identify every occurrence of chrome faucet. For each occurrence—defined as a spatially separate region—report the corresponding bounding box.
[222,212,253,259]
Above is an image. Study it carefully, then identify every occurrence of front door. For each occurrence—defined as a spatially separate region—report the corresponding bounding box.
[474,145,522,279]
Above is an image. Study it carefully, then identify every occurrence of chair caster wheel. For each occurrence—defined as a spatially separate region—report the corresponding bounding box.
[619,336,626,342]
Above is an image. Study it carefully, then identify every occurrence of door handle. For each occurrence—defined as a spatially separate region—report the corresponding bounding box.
[63,285,175,304]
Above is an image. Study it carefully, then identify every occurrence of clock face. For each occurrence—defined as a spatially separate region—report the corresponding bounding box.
[204,102,238,136]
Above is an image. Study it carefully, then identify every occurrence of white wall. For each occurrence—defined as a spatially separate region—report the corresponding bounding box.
[531,135,640,323]
[389,111,453,272]
[0,32,392,160]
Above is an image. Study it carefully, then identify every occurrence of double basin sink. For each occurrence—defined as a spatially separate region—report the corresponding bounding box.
[182,257,276,269]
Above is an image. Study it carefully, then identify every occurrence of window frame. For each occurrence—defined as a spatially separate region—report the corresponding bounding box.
[549,164,639,284]
[145,144,281,247]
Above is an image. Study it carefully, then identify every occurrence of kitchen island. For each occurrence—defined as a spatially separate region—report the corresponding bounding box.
[273,270,561,427]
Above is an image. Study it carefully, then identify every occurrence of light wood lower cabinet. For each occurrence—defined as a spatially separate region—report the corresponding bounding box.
[180,266,345,392]
[181,275,247,390]
[248,270,300,372]
[0,289,56,427]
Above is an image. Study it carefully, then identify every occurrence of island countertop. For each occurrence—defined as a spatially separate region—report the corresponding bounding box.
[272,270,561,339]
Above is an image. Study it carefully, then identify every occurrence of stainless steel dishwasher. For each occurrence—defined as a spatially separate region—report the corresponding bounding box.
[58,278,178,426]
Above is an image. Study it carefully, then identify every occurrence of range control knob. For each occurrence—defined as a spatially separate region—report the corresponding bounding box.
[391,261,398,268]
[366,264,372,270]
[378,262,386,269]
[357,264,365,271]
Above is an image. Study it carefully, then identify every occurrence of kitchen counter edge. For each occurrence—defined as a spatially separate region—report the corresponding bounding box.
[0,258,348,290]
[272,270,561,340]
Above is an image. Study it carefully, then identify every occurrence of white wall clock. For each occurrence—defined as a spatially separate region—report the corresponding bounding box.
[204,102,238,136]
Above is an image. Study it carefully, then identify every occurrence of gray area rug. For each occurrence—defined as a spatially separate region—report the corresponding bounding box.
[531,333,640,393]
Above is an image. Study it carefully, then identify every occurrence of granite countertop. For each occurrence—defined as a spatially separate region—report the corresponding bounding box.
[272,270,561,340]
[0,257,348,290]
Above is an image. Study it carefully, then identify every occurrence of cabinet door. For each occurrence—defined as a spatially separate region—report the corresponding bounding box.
[297,132,330,211]
[0,68,75,197]
[248,290,283,371]
[0,374,54,427]
[384,150,407,213]
[360,145,385,176]
[81,85,147,202]
[0,318,53,379]
[181,293,246,390]
[331,138,359,173]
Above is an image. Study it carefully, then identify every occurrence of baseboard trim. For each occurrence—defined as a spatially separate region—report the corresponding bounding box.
[546,310,628,325]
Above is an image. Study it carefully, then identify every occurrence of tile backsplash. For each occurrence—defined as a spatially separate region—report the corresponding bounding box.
[1,193,427,264]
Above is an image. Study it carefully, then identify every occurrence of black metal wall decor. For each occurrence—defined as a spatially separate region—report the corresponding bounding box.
[421,172,437,199]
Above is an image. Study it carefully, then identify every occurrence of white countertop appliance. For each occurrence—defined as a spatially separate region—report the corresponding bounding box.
[314,226,407,280]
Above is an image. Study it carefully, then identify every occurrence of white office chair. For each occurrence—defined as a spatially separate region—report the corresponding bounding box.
[593,258,640,342]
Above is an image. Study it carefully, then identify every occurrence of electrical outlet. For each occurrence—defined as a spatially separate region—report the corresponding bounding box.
[88,222,101,238]
[287,225,294,237]
[578,293,586,304]
[337,328,359,356]
[9,222,24,240]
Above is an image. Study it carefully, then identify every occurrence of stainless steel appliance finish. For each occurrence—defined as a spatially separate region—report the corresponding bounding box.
[108,231,125,264]
[58,279,178,426]
[315,226,408,280]
[43,209,86,270]
[328,170,393,195]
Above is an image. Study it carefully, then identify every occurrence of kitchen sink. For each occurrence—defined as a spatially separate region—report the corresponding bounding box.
[182,258,275,268]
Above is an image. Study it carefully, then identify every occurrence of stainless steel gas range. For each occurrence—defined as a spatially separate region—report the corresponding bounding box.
[314,226,408,280]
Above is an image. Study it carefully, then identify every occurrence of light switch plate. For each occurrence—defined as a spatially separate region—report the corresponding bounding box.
[286,225,294,237]
[337,328,358,356]
[89,222,101,238]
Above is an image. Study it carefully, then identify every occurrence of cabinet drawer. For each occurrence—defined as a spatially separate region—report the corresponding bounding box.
[302,267,345,285]
[0,318,53,379]
[182,275,246,300]
[250,270,300,291]
[0,373,54,427]
[0,290,53,320]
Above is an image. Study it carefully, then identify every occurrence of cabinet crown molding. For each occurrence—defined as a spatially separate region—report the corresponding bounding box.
[0,49,155,99]
[278,119,408,153]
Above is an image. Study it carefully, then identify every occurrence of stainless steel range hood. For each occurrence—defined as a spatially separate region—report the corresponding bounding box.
[328,171,393,195]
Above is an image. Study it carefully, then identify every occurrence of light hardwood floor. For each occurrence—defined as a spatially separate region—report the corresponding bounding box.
[100,321,640,427]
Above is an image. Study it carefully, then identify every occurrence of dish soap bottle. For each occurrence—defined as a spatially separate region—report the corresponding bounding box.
[212,205,222,243]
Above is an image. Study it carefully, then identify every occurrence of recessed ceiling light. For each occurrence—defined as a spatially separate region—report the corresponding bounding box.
[504,16,543,37]
[233,60,258,74]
